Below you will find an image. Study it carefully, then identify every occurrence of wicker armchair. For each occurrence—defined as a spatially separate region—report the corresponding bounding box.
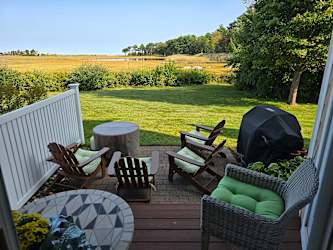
[201,158,319,250]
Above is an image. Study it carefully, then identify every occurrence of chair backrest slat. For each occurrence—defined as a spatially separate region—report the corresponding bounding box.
[115,157,150,189]
[133,158,143,188]
[207,120,225,142]
[118,159,132,187]
[205,140,227,164]
[127,157,137,187]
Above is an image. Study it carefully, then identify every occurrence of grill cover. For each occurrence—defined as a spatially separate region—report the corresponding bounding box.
[237,105,304,165]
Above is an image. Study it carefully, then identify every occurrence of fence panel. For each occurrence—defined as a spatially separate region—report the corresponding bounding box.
[0,84,84,209]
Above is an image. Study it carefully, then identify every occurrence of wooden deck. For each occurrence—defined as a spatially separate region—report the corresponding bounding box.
[128,204,301,250]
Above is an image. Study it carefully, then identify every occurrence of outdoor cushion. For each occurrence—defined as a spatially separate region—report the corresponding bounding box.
[185,130,206,144]
[174,147,205,175]
[211,176,284,220]
[74,148,101,175]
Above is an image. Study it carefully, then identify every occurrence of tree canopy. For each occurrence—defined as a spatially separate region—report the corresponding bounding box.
[229,0,333,104]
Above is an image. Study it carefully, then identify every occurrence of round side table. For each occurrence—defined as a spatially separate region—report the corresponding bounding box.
[93,122,140,157]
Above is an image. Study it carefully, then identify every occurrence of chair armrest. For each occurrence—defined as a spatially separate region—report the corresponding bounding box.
[166,151,205,167]
[66,143,81,151]
[180,131,209,141]
[78,147,110,168]
[46,143,81,162]
[150,151,160,175]
[225,164,286,193]
[194,124,214,132]
[108,151,122,176]
[186,140,215,152]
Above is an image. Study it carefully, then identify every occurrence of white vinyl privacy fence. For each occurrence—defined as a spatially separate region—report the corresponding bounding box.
[0,84,84,209]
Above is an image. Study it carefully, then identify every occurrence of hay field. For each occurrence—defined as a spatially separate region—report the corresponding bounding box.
[0,54,232,76]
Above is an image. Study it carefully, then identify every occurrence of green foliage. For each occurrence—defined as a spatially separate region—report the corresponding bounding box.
[66,64,109,90]
[229,0,333,103]
[154,62,178,86]
[12,211,49,250]
[0,66,24,114]
[63,63,209,88]
[0,67,47,114]
[249,156,305,180]
[46,72,68,91]
[130,70,155,86]
[177,69,211,85]
[22,71,48,105]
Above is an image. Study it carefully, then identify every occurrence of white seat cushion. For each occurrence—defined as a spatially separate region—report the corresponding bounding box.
[174,147,205,175]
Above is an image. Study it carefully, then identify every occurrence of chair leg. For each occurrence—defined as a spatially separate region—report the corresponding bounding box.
[101,156,107,178]
[180,133,186,148]
[168,155,175,182]
[201,230,210,250]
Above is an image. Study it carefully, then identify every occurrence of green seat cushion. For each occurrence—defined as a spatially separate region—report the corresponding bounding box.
[211,176,284,220]
[185,130,206,144]
[74,148,101,175]
[174,147,205,175]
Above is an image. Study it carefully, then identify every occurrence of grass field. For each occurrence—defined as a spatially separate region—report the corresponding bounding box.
[0,54,231,77]
[77,84,317,148]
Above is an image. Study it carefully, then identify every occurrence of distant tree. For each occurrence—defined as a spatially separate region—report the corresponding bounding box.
[131,44,138,55]
[139,44,146,55]
[122,47,130,55]
[145,43,155,55]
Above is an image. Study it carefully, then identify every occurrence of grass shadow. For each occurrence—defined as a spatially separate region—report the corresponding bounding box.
[83,119,180,146]
[85,84,271,107]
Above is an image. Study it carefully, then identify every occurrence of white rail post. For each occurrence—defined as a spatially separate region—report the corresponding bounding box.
[68,83,85,144]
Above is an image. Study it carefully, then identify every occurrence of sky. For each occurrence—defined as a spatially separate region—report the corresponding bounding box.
[0,0,246,55]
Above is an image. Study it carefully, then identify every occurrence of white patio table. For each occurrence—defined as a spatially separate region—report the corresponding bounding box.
[21,189,134,250]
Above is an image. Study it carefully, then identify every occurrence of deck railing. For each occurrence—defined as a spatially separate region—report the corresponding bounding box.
[0,84,84,209]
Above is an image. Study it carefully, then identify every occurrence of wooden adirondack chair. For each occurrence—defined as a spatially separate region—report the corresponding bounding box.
[47,142,109,189]
[167,140,227,194]
[109,151,160,202]
[180,120,226,148]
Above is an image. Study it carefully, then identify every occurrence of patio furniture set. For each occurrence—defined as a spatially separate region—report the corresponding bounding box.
[23,113,318,250]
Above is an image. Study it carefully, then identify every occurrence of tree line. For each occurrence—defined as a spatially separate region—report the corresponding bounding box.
[0,49,40,56]
[122,25,230,56]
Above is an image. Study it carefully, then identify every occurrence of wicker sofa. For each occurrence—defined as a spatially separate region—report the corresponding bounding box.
[200,158,319,250]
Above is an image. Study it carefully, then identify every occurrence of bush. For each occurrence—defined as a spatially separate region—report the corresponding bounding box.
[154,62,178,86]
[249,156,305,180]
[22,71,48,105]
[176,69,211,85]
[46,72,68,91]
[0,67,24,114]
[130,70,155,86]
[0,67,47,114]
[66,64,109,90]
[108,72,132,86]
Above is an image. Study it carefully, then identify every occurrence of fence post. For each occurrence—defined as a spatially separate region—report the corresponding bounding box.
[0,167,20,250]
[68,83,85,144]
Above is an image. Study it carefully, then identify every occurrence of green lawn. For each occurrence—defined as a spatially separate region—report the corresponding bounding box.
[79,84,317,149]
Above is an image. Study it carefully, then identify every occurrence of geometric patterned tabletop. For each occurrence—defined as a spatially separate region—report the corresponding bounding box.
[21,189,134,250]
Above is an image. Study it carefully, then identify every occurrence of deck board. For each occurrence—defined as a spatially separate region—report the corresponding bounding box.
[129,203,301,250]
